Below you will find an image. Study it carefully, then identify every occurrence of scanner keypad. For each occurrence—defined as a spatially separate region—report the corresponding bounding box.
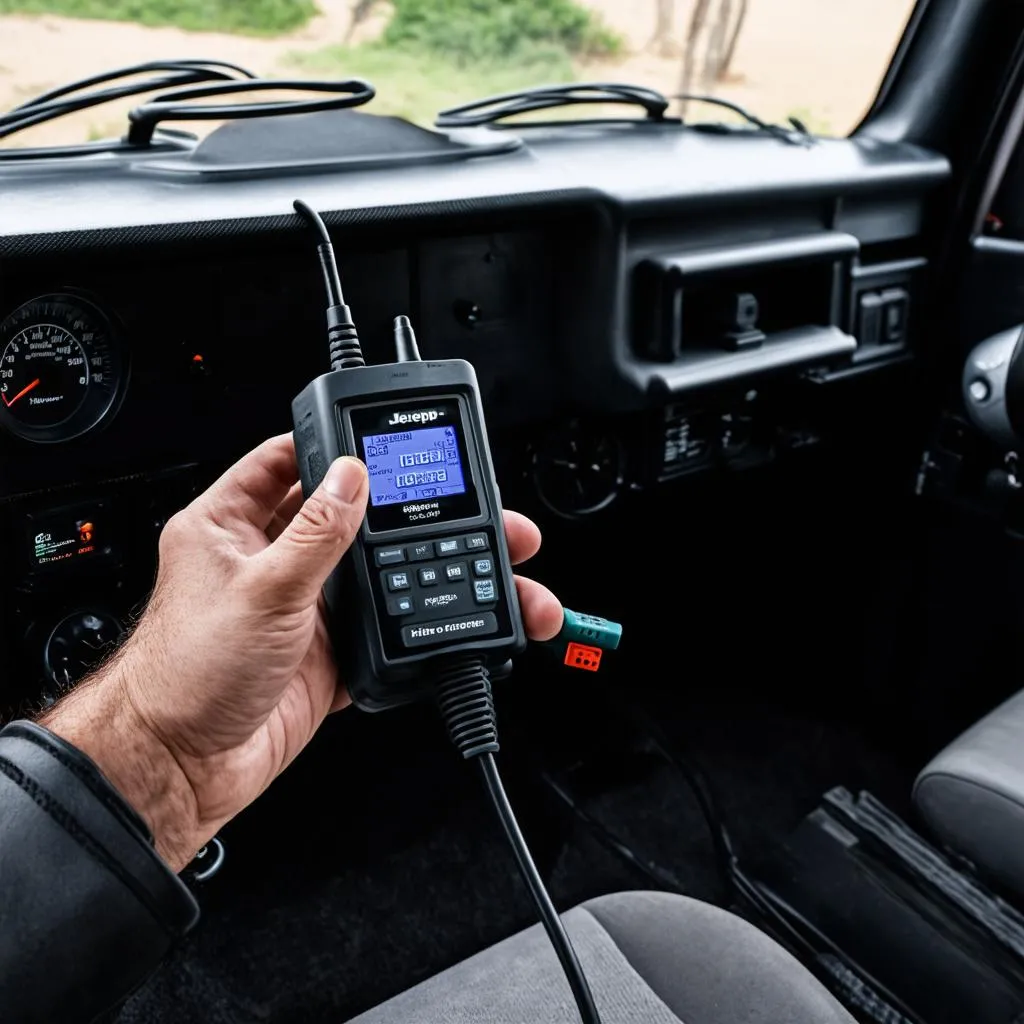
[371,531,499,645]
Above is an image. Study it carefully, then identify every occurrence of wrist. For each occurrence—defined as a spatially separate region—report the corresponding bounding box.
[40,657,203,873]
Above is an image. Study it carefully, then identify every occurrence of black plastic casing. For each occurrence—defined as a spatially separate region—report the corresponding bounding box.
[292,359,526,711]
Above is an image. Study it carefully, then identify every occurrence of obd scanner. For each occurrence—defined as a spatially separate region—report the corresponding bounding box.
[293,358,525,711]
[290,200,613,1024]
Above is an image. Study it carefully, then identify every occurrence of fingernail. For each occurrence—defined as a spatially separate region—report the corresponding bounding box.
[324,457,366,502]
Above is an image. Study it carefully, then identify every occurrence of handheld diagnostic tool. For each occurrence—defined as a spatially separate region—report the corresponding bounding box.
[289,201,606,1024]
[290,204,525,712]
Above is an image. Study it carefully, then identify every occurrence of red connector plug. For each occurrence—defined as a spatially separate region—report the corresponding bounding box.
[563,642,603,672]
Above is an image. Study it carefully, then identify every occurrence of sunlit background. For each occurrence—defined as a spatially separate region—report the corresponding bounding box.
[0,0,917,149]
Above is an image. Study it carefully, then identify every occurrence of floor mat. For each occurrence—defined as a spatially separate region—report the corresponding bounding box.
[118,671,915,1024]
[117,704,638,1024]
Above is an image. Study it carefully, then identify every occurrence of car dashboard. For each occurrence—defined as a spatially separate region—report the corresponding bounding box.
[0,115,950,710]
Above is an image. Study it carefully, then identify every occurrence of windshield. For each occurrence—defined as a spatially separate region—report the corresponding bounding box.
[0,0,917,150]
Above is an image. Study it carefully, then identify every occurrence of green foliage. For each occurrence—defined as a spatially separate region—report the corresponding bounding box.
[290,0,618,128]
[382,0,622,67]
[0,0,317,35]
[290,40,575,127]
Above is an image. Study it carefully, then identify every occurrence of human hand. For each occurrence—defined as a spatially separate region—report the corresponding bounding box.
[42,435,563,871]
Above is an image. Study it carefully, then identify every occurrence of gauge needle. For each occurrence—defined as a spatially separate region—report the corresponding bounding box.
[1,378,40,408]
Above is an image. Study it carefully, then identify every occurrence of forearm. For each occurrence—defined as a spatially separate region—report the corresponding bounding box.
[0,718,199,1024]
[40,651,203,873]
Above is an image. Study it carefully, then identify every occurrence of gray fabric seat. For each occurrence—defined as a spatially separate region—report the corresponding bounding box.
[348,890,854,1023]
[916,688,1024,896]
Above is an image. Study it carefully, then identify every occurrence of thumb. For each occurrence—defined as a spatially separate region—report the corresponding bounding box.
[255,456,368,607]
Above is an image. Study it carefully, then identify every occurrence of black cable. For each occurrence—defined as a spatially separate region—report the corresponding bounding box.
[673,93,814,145]
[541,770,689,892]
[435,656,602,1024]
[0,60,254,143]
[125,77,375,146]
[479,754,602,1024]
[293,199,344,305]
[0,62,374,155]
[436,82,675,129]
[293,199,364,371]
[630,710,740,891]
[567,701,921,1022]
[10,59,255,112]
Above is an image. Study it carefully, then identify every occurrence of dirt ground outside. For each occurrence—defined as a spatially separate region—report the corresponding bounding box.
[0,0,917,149]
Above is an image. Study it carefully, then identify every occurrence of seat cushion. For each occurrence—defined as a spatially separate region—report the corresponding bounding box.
[915,689,1024,896]
[346,890,854,1023]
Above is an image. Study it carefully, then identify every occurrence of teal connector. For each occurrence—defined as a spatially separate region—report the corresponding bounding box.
[560,608,622,651]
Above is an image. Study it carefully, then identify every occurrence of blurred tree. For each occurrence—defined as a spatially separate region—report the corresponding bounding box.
[677,0,750,112]
[706,0,732,82]
[677,0,711,110]
[647,0,679,58]
[718,0,749,80]
[345,0,378,44]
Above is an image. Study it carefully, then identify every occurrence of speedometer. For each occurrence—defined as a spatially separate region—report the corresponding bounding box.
[0,294,126,443]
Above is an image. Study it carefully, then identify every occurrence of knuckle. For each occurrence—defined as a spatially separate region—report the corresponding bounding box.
[158,510,190,550]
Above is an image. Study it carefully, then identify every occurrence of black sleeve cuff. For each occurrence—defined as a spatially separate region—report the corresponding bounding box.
[0,720,200,1023]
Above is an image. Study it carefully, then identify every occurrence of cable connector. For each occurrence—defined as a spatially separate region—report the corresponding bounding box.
[543,607,622,670]
[564,642,603,672]
[561,608,622,651]
[393,314,422,362]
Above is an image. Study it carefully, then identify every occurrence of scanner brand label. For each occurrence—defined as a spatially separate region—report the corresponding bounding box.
[410,617,482,637]
[401,611,498,647]
[388,409,441,426]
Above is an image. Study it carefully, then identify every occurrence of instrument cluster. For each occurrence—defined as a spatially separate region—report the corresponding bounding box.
[0,292,128,444]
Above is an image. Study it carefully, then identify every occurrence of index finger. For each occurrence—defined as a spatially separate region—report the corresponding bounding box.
[193,434,299,531]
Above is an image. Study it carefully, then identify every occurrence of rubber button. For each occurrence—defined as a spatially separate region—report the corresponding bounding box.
[402,611,498,647]
[445,562,467,582]
[436,538,461,556]
[418,567,439,586]
[464,534,489,552]
[374,547,406,567]
[387,595,415,616]
[473,578,497,603]
[409,542,434,562]
[473,558,493,577]
[386,571,411,592]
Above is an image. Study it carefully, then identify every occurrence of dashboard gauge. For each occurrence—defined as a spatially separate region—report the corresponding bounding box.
[0,293,125,443]
[531,421,625,519]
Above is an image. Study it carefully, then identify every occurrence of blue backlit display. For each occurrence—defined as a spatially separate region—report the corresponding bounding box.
[362,425,467,506]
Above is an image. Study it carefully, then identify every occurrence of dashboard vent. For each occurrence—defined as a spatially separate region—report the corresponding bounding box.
[632,232,858,363]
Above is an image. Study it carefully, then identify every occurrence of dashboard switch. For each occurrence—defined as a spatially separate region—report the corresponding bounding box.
[857,291,884,347]
[880,287,909,345]
[858,287,910,348]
